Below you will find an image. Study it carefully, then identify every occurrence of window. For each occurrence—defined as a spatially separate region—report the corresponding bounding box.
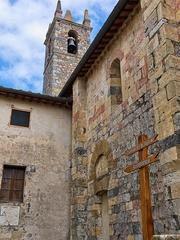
[109,58,122,105]
[10,109,30,127]
[67,30,78,54]
[0,165,26,203]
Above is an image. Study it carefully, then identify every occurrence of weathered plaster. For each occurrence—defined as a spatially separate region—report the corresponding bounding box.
[0,96,72,240]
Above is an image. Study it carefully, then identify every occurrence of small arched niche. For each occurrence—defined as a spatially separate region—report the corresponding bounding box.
[67,30,78,54]
[109,58,122,105]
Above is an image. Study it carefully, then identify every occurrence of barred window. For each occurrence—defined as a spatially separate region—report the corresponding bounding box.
[0,166,26,203]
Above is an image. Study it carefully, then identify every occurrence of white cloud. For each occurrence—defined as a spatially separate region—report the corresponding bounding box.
[0,0,118,93]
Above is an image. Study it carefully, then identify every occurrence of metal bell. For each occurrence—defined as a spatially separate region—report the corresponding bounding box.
[68,37,77,54]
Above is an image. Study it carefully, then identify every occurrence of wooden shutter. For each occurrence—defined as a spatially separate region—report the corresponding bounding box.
[0,166,25,203]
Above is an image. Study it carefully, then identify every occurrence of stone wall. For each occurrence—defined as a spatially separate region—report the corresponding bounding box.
[71,1,180,239]
[141,0,180,238]
[0,96,72,240]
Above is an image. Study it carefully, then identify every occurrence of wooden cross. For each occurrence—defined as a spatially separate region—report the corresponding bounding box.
[124,134,159,240]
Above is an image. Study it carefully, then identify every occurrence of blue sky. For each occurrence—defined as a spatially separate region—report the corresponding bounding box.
[0,0,118,93]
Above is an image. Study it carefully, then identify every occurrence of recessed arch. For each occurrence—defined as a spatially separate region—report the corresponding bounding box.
[110,58,121,78]
[109,58,122,105]
[89,140,114,183]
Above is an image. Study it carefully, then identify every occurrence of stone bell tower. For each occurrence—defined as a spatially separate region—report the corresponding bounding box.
[43,0,92,96]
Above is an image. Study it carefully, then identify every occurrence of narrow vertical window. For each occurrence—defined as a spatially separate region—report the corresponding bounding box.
[109,58,122,105]
[0,166,26,203]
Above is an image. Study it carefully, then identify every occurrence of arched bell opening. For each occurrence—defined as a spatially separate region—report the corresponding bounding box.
[67,30,78,54]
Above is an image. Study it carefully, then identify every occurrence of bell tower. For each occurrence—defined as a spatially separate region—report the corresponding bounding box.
[43,0,92,96]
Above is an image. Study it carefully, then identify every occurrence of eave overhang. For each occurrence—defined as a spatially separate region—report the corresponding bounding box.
[0,86,72,108]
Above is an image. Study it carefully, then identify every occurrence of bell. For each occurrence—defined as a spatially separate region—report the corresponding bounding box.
[68,37,77,54]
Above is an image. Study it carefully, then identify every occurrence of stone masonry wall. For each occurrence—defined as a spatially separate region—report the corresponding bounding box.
[0,96,72,240]
[71,2,180,240]
[141,0,180,238]
[43,18,91,96]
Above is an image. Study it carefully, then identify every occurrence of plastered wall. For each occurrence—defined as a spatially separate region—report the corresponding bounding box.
[0,96,72,240]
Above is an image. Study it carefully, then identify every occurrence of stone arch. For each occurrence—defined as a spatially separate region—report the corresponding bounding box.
[88,140,116,195]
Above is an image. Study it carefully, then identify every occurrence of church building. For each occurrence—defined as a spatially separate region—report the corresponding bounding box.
[0,0,179,240]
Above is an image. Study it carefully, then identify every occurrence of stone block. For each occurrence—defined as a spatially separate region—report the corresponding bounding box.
[155,118,175,140]
[176,9,180,22]
[160,147,178,165]
[144,9,158,36]
[158,69,179,89]
[165,55,180,71]
[163,170,180,187]
[172,199,180,215]
[126,201,133,211]
[157,2,176,21]
[173,41,180,57]
[147,54,155,71]
[164,24,179,42]
[149,19,167,38]
[0,206,20,226]
[169,97,180,115]
[154,40,174,65]
[171,182,180,199]
[158,102,173,121]
[153,235,180,239]
[127,235,135,240]
[108,196,118,207]
[166,81,180,100]
[143,0,162,20]
[161,160,180,175]
[0,232,12,239]
[148,34,160,54]
[149,61,164,81]
[173,112,180,131]
[153,88,168,108]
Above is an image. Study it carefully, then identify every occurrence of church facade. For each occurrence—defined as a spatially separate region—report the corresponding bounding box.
[0,0,179,240]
